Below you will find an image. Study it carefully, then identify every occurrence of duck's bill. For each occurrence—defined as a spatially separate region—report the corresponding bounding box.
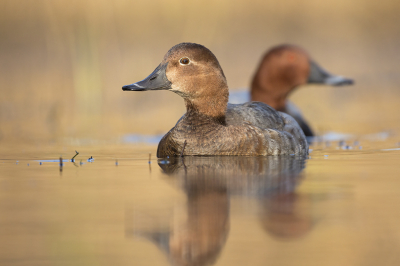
[307,60,354,86]
[122,63,172,91]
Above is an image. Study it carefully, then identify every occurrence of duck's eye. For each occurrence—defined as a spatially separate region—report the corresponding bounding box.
[179,57,190,65]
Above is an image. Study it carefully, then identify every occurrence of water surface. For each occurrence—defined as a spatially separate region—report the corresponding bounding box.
[0,138,400,266]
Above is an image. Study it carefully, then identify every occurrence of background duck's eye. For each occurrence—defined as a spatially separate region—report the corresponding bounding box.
[180,58,190,65]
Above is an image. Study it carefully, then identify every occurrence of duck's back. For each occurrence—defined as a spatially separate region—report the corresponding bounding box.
[225,101,308,153]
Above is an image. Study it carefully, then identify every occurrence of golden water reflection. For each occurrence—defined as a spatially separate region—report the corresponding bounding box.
[1,140,400,265]
[127,156,307,266]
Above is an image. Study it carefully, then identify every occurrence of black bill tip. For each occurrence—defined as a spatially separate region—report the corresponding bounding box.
[122,83,146,91]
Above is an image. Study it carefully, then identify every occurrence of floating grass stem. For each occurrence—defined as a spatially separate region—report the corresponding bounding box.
[71,150,79,162]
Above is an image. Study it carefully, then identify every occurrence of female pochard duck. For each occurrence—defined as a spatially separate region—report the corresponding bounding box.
[250,45,353,136]
[123,43,308,158]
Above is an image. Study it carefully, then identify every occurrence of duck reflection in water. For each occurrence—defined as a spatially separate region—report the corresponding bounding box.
[262,192,313,240]
[127,156,310,266]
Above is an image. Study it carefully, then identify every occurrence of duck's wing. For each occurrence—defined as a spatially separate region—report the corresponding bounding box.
[226,102,308,154]
[226,102,285,131]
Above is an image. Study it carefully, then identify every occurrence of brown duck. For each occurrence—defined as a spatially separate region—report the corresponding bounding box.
[123,43,308,158]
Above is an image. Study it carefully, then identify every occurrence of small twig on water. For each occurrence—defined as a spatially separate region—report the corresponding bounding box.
[71,150,79,162]
[180,140,187,157]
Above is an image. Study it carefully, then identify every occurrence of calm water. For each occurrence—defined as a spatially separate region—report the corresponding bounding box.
[1,137,400,266]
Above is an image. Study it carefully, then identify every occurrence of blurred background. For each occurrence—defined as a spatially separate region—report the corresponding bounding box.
[1,0,399,145]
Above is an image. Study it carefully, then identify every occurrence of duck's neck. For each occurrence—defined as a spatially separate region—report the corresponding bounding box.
[184,95,228,125]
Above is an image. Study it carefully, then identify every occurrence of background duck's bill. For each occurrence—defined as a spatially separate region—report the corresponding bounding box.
[323,75,354,86]
[308,60,354,86]
[122,63,172,91]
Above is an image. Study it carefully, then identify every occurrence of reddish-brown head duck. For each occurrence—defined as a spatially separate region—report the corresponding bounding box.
[250,45,353,137]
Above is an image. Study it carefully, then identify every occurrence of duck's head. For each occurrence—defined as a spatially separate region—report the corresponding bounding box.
[123,43,229,119]
[251,45,354,110]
